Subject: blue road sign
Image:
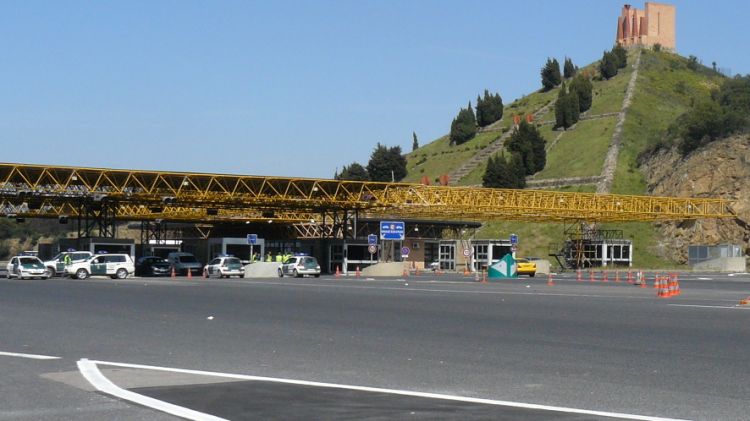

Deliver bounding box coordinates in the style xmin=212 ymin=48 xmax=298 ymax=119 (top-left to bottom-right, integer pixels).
xmin=247 ymin=234 xmax=258 ymax=245
xmin=368 ymin=234 xmax=378 ymax=246
xmin=380 ymin=221 xmax=405 ymax=240
xmin=510 ymin=233 xmax=518 ymax=245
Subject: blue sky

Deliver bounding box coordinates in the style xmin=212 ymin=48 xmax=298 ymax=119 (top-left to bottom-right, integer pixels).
xmin=2 ymin=1 xmax=747 ymax=178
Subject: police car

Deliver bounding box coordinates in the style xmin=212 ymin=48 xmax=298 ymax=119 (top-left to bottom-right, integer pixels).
xmin=65 ymin=253 xmax=135 ymax=280
xmin=6 ymin=255 xmax=48 ymax=279
xmin=203 ymin=256 xmax=245 ymax=278
xmin=278 ymin=254 xmax=321 ymax=278
xmin=43 ymin=251 xmax=94 ymax=277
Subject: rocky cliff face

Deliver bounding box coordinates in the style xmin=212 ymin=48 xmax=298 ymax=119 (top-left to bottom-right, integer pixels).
xmin=640 ymin=134 xmax=750 ymax=263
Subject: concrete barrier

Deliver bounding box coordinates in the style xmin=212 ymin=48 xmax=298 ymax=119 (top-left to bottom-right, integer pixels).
xmin=533 ymin=259 xmax=551 ymax=275
xmin=692 ymin=257 xmax=747 ymax=272
xmin=360 ymin=262 xmax=408 ymax=277
xmin=243 ymin=262 xmax=282 ymax=278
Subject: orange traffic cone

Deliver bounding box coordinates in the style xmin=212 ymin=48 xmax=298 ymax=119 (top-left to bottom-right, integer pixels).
xmin=602 ymin=271 xmax=609 ymax=282
xmin=654 ymin=273 xmax=661 ymax=289
xmin=402 ymin=267 xmax=409 ymax=277
xmin=547 ymin=273 xmax=555 ymax=286
xmin=627 ymin=270 xmax=634 ymax=284
xmin=187 ymin=268 xmax=192 ymax=279
xmin=639 ymin=273 xmax=647 ymax=288
xmin=355 ymin=266 xmax=361 ymax=278
xmin=615 ymin=271 xmax=621 ymax=283
xmin=335 ymin=265 xmax=341 ymax=278
xmin=171 ymin=267 xmax=176 ymax=278
xmin=589 ymin=270 xmax=596 ymax=282
xmin=474 ymin=271 xmax=480 ymax=282
xmin=576 ymin=269 xmax=583 ymax=281
xmin=740 ymin=296 xmax=750 ymax=305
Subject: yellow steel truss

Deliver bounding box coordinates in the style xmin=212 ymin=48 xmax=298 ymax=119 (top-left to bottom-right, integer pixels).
xmin=0 ymin=163 xmax=735 ymax=223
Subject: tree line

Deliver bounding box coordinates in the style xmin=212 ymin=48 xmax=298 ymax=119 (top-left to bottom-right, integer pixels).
xmin=482 ymin=121 xmax=546 ymax=188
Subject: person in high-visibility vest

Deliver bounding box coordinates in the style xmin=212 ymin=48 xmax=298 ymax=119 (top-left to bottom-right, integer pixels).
xmin=63 ymin=253 xmax=72 ymax=266
xmin=275 ymin=253 xmax=283 ymax=263
xmin=265 ymin=252 xmax=272 ymax=262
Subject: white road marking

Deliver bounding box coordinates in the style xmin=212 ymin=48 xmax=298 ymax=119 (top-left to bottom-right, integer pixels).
xmin=668 ymin=304 xmax=750 ymax=310
xmin=77 ymin=359 xmax=227 ymax=421
xmin=0 ymin=351 xmax=60 ymax=360
xmin=85 ymin=359 xmax=689 ymax=421
xmin=697 ymin=277 xmax=712 ymax=280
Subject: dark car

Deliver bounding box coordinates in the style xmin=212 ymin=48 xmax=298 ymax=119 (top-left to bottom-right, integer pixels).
xmin=135 ymin=256 xmax=172 ymax=277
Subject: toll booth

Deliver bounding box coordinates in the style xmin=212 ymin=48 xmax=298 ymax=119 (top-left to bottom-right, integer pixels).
xmin=207 ymin=237 xmax=265 ymax=263
xmin=58 ymin=237 xmax=135 ymax=258
xmin=470 ymin=239 xmax=513 ymax=272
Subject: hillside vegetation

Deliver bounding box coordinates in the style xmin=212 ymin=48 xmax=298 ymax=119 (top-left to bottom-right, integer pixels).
xmin=406 ymin=47 xmax=728 ymax=267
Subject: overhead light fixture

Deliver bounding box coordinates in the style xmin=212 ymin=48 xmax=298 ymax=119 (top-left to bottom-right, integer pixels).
xmin=58 ymin=215 xmax=69 ymax=224
xmin=15 ymin=217 xmax=25 ymax=223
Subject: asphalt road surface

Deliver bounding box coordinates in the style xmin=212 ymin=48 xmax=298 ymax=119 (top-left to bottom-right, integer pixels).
xmin=1 ymin=271 xmax=749 ymax=420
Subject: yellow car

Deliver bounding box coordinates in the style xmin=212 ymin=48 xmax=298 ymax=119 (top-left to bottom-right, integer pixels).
xmin=516 ymin=258 xmax=537 ymax=277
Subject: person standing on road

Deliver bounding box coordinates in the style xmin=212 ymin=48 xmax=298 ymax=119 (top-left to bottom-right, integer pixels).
xmin=265 ymin=252 xmax=272 ymax=262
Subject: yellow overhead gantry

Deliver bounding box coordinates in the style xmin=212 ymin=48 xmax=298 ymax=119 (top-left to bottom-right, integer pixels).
xmin=0 ymin=163 xmax=735 ymax=224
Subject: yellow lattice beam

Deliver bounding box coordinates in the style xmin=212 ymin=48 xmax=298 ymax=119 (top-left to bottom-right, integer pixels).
xmin=0 ymin=163 xmax=735 ymax=223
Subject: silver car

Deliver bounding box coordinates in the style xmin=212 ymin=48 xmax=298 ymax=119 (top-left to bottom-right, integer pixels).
xmin=278 ymin=255 xmax=321 ymax=278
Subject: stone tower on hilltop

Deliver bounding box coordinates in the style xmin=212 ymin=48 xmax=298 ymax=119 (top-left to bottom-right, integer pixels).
xmin=616 ymin=2 xmax=675 ymax=49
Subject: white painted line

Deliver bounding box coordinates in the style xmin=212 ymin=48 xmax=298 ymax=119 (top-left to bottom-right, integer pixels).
xmin=88 ymin=359 xmax=688 ymax=421
xmin=77 ymin=359 xmax=228 ymax=421
xmin=668 ymin=304 xmax=750 ymax=310
xmin=697 ymin=277 xmax=713 ymax=280
xmin=0 ymin=351 xmax=60 ymax=360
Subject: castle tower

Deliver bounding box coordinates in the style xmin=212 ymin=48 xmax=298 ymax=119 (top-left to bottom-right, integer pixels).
xmin=615 ymin=2 xmax=675 ymax=49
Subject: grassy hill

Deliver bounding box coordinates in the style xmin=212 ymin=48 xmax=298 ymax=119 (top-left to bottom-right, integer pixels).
xmin=405 ymin=48 xmax=726 ymax=268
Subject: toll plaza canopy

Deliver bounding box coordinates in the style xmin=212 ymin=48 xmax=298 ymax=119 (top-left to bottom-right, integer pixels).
xmin=0 ymin=163 xmax=735 ymax=224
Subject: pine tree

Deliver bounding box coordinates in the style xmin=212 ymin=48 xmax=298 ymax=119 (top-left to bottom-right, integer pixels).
xmin=335 ymin=162 xmax=369 ymax=181
xmin=563 ymin=57 xmax=576 ymax=79
xmin=412 ymin=132 xmax=419 ymax=151
xmin=541 ymin=58 xmax=562 ymax=91
xmin=366 ymin=143 xmax=407 ymax=182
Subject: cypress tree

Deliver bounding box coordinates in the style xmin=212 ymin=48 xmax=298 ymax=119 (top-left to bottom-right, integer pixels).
xmin=612 ymin=44 xmax=627 ymax=69
xmin=476 ymin=90 xmax=504 ymax=127
xmin=412 ymin=131 xmax=419 ymax=151
xmin=569 ymin=74 xmax=593 ymax=112
xmin=509 ymin=152 xmax=527 ymax=188
xmin=541 ymin=58 xmax=562 ymax=91
xmin=600 ymin=51 xmax=618 ymax=79
xmin=563 ymin=57 xmax=576 ymax=79
xmin=449 ymin=102 xmax=477 ymax=145
xmin=483 ymin=154 xmax=515 ymax=188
